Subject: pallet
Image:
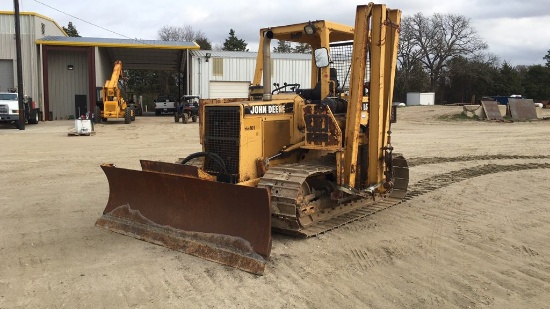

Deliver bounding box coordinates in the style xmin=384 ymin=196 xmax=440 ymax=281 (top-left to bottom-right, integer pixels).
xmin=67 ymin=129 xmax=95 ymax=136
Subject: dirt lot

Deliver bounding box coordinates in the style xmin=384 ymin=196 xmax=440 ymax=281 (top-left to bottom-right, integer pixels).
xmin=1 ymin=106 xmax=550 ymax=308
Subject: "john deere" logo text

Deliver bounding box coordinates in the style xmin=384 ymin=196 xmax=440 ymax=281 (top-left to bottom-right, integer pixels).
xmin=249 ymin=104 xmax=283 ymax=115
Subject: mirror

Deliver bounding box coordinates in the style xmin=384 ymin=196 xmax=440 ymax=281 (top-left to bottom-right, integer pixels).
xmin=314 ymin=48 xmax=329 ymax=68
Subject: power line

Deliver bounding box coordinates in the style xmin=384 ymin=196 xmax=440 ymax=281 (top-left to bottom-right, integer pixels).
xmin=32 ymin=0 xmax=200 ymax=54
xmin=33 ymin=0 xmax=134 ymax=40
xmin=31 ymin=0 xmax=198 ymax=74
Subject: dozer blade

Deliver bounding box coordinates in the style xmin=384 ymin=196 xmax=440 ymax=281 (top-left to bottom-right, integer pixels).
xmin=96 ymin=163 xmax=272 ymax=275
xmin=140 ymin=159 xmax=214 ymax=180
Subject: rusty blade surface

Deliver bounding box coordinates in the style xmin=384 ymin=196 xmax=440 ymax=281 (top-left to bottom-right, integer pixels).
xmin=97 ymin=164 xmax=272 ymax=274
xmin=140 ymin=160 xmax=206 ymax=179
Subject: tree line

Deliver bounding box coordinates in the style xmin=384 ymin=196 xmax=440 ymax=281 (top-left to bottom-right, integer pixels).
xmin=395 ymin=13 xmax=549 ymax=104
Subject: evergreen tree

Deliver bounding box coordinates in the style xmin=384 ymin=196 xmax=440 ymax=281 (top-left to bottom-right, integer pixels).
xmin=273 ymin=40 xmax=292 ymax=53
xmin=158 ymin=25 xmax=211 ymax=50
xmin=222 ymin=29 xmax=248 ymax=51
xmin=195 ymin=37 xmax=212 ymax=50
xmin=62 ymin=22 xmax=80 ymax=37
xmin=544 ymin=49 xmax=550 ymax=68
xmin=495 ymin=62 xmax=523 ymax=95
xmin=522 ymin=65 xmax=550 ymax=100
xmin=292 ymin=42 xmax=311 ymax=54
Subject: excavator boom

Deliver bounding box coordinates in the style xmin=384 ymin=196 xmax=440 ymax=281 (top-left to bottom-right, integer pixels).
xmin=103 ymin=60 xmax=123 ymax=100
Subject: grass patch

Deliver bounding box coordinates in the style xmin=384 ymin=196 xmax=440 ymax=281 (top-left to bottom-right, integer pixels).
xmin=438 ymin=112 xmax=480 ymax=121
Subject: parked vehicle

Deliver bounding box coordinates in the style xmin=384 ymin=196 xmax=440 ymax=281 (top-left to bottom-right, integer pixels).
xmin=0 ymin=91 xmax=40 ymax=128
xmin=154 ymin=95 xmax=176 ymax=115
xmin=174 ymin=95 xmax=200 ymax=123
xmin=94 ymin=60 xmax=134 ymax=124
xmin=127 ymin=98 xmax=142 ymax=116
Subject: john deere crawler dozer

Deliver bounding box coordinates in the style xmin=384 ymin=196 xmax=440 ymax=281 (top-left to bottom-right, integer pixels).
xmin=96 ymin=3 xmax=408 ymax=275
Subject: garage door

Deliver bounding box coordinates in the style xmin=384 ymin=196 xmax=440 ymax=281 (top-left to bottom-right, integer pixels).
xmin=0 ymin=60 xmax=14 ymax=92
xmin=209 ymin=81 xmax=250 ymax=99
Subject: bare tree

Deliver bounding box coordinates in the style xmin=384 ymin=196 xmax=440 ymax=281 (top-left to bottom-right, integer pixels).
xmin=158 ymin=25 xmax=212 ymax=49
xmin=396 ymin=19 xmax=424 ymax=96
xmin=211 ymin=43 xmax=224 ymax=51
xmin=155 ymin=25 xmax=212 ymax=97
xmin=402 ymin=13 xmax=487 ymax=92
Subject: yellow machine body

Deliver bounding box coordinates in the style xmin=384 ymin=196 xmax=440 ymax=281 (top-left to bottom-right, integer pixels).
xmin=96 ymin=3 xmax=408 ymax=275
xmin=94 ymin=60 xmax=134 ymax=123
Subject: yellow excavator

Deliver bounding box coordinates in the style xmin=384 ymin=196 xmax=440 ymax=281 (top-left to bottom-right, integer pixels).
xmin=96 ymin=3 xmax=408 ymax=275
xmin=94 ymin=60 xmax=134 ymax=124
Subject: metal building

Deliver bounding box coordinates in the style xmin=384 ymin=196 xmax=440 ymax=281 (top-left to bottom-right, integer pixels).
xmin=36 ymin=36 xmax=197 ymax=120
xmin=0 ymin=11 xmax=65 ymax=114
xmin=190 ymin=50 xmax=312 ymax=99
xmin=1 ymin=11 xmax=198 ymax=121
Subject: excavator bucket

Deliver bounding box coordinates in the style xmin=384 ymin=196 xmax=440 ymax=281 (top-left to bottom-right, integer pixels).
xmin=95 ymin=160 xmax=272 ymax=275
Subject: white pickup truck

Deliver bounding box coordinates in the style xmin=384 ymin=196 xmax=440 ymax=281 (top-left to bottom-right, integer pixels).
xmin=0 ymin=92 xmax=40 ymax=128
xmin=154 ymin=95 xmax=176 ymax=116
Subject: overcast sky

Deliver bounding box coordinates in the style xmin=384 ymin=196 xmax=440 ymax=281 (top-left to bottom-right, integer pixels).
xmin=3 ymin=0 xmax=549 ymax=66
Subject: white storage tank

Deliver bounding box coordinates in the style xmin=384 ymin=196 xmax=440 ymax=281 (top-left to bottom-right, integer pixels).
xmin=406 ymin=92 xmax=435 ymax=106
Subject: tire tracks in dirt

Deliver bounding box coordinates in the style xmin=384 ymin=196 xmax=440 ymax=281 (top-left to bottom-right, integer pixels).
xmin=407 ymin=154 xmax=550 ymax=168
xmin=405 ymin=161 xmax=550 ymax=201
xmin=346 ymin=155 xmax=550 ymax=277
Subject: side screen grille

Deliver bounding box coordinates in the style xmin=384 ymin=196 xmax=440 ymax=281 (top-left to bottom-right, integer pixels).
xmin=203 ymin=106 xmax=241 ymax=179
xmin=330 ymin=41 xmax=369 ymax=91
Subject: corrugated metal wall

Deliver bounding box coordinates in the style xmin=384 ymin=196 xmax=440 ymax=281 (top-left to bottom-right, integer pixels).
xmin=209 ymin=81 xmax=251 ymax=99
xmin=191 ymin=54 xmax=311 ymax=99
xmin=0 ymin=34 xmax=17 ymax=59
xmin=0 ymin=13 xmax=66 ymax=118
xmin=0 ymin=15 xmax=38 ymax=100
xmin=272 ymin=59 xmax=312 ymax=89
xmin=191 ymin=57 xmax=211 ymax=98
xmin=95 ymin=47 xmax=112 ymax=86
xmin=47 ymin=50 xmax=89 ymax=119
xmin=210 ymin=57 xmax=256 ymax=82
xmin=0 ymin=60 xmax=14 ymax=92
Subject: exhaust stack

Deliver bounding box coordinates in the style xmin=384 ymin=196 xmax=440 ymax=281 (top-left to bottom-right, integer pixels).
xmin=262 ymin=30 xmax=273 ymax=101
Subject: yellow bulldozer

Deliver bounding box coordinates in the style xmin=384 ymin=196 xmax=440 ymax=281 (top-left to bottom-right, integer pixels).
xmin=94 ymin=60 xmax=135 ymax=124
xmin=96 ymin=3 xmax=408 ymax=275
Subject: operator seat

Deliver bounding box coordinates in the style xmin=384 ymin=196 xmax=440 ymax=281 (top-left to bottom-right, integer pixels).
xmin=298 ymin=68 xmax=339 ymax=101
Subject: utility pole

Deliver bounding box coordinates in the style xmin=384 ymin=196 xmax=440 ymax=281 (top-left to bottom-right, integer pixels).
xmin=14 ymin=0 xmax=25 ymax=130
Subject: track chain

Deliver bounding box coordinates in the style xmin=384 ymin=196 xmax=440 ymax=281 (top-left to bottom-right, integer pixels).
xmin=259 ymin=155 xmax=409 ymax=237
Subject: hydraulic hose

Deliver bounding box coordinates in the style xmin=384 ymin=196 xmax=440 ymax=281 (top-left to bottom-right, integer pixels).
xmin=180 ymin=151 xmax=229 ymax=176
